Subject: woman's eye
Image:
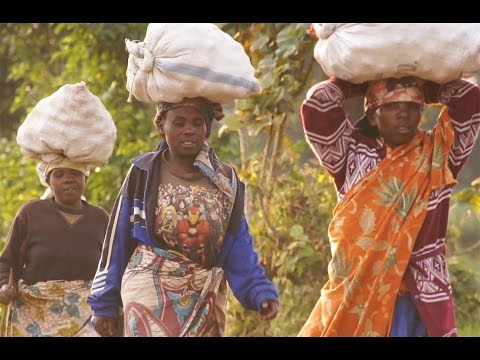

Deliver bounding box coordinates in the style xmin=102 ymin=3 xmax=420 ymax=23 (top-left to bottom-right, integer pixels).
xmin=409 ymin=104 xmax=422 ymax=112
xmin=384 ymin=103 xmax=397 ymax=110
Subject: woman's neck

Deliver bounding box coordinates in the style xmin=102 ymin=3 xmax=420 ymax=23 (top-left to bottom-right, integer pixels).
xmin=163 ymin=150 xmax=199 ymax=174
xmin=53 ymin=198 xmax=83 ymax=212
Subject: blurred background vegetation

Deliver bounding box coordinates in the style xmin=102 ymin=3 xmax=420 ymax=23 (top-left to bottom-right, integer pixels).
xmin=0 ymin=23 xmax=479 ymax=336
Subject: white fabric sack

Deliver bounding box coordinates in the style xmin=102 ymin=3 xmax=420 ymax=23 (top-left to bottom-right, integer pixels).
xmin=312 ymin=23 xmax=480 ymax=84
xmin=125 ymin=23 xmax=260 ymax=104
xmin=16 ymin=82 xmax=117 ymax=164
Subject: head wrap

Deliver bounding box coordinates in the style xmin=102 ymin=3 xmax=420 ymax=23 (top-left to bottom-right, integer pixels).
xmin=355 ymin=77 xmax=425 ymax=137
xmin=37 ymin=158 xmax=90 ymax=187
xmin=156 ymin=97 xmax=224 ymax=123
xmin=364 ymin=77 xmax=424 ymax=112
xmin=36 ymin=158 xmax=90 ymax=200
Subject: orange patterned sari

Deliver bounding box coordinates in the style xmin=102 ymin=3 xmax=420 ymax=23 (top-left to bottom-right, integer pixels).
xmin=299 ymin=109 xmax=456 ymax=336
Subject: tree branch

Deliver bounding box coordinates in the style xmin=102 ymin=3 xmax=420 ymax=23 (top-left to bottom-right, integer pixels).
xmin=259 ymin=124 xmax=274 ymax=184
xmin=451 ymin=239 xmax=480 ymax=256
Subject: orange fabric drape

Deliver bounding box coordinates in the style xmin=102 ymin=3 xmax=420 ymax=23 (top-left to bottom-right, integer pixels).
xmin=299 ymin=108 xmax=456 ymax=336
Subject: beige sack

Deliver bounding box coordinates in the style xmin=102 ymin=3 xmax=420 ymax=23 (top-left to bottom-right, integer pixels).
xmin=16 ymin=82 xmax=117 ymax=164
xmin=312 ymin=23 xmax=480 ymax=83
xmin=125 ymin=23 xmax=260 ymax=104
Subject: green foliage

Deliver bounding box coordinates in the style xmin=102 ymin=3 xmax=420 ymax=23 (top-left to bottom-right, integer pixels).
xmin=447 ymin=182 xmax=480 ymax=333
xmin=448 ymin=256 xmax=480 ymax=330
xmin=0 ymin=138 xmax=43 ymax=252
xmin=221 ymin=24 xmax=317 ymax=131
xmin=219 ymin=24 xmax=337 ymax=336
xmin=209 ymin=123 xmax=241 ymax=169
xmin=0 ymin=23 xmax=156 ymax=213
xmin=227 ymin=163 xmax=336 ymax=336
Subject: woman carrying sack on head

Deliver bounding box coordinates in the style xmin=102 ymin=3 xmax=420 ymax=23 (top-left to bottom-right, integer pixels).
xmin=298 ymin=75 xmax=480 ymax=337
xmin=87 ymin=23 xmax=278 ymax=338
xmin=0 ymin=159 xmax=109 ymax=337
xmin=0 ymin=82 xmax=116 ymax=337
xmin=88 ymin=97 xmax=279 ymax=337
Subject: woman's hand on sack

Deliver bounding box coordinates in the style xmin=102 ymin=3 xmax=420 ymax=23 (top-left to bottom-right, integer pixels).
xmin=92 ymin=315 xmax=120 ymax=337
xmin=0 ymin=284 xmax=17 ymax=304
xmin=259 ymin=300 xmax=279 ymax=321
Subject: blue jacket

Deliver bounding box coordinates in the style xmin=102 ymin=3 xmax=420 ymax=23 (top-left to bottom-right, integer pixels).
xmin=87 ymin=148 xmax=278 ymax=317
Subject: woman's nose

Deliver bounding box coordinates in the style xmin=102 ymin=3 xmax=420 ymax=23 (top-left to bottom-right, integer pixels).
xmin=183 ymin=123 xmax=196 ymax=133
xmin=397 ymin=103 xmax=410 ymax=114
xmin=63 ymin=174 xmax=75 ymax=182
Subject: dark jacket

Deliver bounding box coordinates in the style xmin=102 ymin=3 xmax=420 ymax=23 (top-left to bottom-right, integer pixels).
xmin=87 ymin=147 xmax=278 ymax=317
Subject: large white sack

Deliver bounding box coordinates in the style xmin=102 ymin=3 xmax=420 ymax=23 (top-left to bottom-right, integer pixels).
xmin=312 ymin=23 xmax=480 ymax=84
xmin=16 ymin=82 xmax=117 ymax=164
xmin=125 ymin=23 xmax=260 ymax=104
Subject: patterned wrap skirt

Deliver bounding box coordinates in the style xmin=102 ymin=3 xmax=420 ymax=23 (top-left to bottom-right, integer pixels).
xmin=4 ymin=279 xmax=98 ymax=337
xmin=121 ymin=244 xmax=227 ymax=337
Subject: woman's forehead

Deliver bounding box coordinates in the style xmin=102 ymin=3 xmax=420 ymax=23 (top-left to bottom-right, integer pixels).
xmin=51 ymin=167 xmax=84 ymax=174
xmin=166 ymin=105 xmax=205 ymax=117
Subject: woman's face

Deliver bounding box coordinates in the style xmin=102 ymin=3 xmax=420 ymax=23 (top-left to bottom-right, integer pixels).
xmin=47 ymin=168 xmax=86 ymax=206
xmin=160 ymin=106 xmax=207 ymax=158
xmin=368 ymin=101 xmax=422 ymax=148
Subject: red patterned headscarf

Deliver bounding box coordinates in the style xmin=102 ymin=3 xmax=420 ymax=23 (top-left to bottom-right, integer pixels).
xmin=355 ymin=77 xmax=425 ymax=137
xmin=157 ymin=97 xmax=224 ymax=122
xmin=365 ymin=77 xmax=424 ymax=112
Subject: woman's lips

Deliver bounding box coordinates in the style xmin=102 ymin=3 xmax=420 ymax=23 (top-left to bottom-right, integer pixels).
xmin=394 ymin=126 xmax=412 ymax=135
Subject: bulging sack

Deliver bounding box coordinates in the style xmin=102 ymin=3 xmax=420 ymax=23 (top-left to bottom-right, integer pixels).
xmin=16 ymin=82 xmax=117 ymax=164
xmin=125 ymin=23 xmax=260 ymax=104
xmin=312 ymin=23 xmax=480 ymax=84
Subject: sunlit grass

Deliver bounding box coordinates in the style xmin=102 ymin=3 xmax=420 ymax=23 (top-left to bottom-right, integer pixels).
xmin=458 ymin=323 xmax=480 ymax=337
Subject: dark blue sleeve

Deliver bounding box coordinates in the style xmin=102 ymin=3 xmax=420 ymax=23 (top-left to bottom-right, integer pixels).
xmin=223 ymin=216 xmax=279 ymax=311
xmin=87 ymin=168 xmax=138 ymax=317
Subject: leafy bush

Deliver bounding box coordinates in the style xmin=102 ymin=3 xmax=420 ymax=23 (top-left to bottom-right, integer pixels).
xmin=227 ymin=163 xmax=336 ymax=336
